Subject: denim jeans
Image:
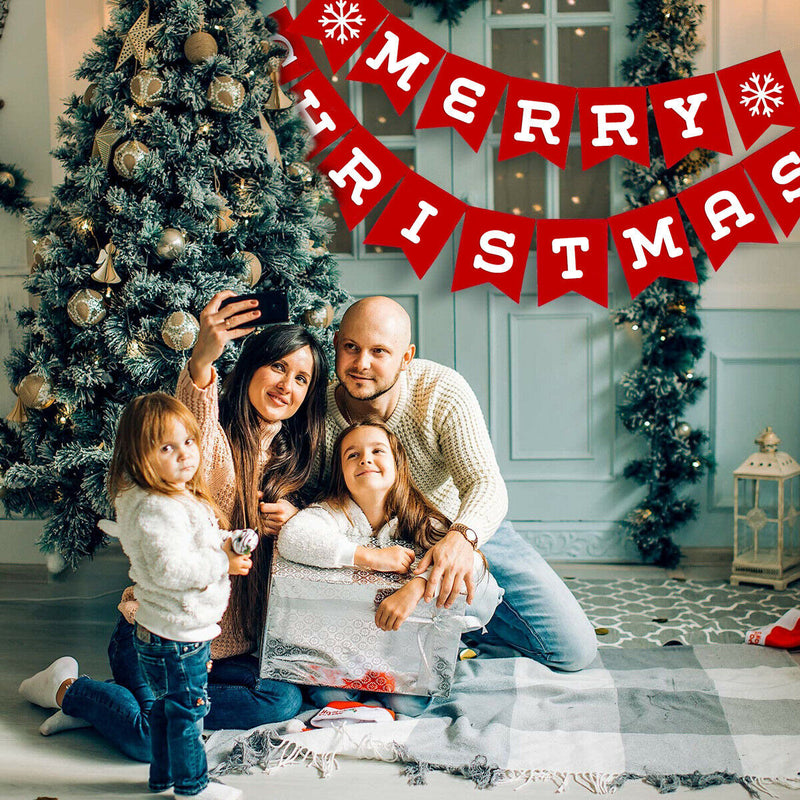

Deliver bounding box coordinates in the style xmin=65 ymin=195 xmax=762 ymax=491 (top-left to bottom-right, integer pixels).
xmin=306 ymin=686 xmax=432 ymax=717
xmin=61 ymin=618 xmax=303 ymax=762
xmin=465 ymin=520 xmax=598 ymax=671
xmin=61 ymin=616 xmax=153 ymax=761
xmin=133 ymin=626 xmax=212 ymax=796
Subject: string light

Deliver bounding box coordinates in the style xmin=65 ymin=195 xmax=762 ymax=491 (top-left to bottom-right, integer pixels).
xmin=631 ymin=323 xmax=640 ymax=331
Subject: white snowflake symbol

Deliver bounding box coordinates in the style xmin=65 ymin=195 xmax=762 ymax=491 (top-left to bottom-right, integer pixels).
xmin=739 ymin=71 xmax=784 ymax=117
xmin=319 ymin=0 xmax=365 ymax=44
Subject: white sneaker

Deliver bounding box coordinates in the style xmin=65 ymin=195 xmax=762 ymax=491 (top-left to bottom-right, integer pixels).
xmin=174 ymin=781 xmax=242 ymax=800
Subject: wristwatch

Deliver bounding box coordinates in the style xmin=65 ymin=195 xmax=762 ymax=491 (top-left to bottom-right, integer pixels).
xmin=450 ymin=523 xmax=478 ymax=549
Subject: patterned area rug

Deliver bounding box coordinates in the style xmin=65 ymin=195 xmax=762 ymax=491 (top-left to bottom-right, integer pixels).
xmin=565 ymin=576 xmax=800 ymax=647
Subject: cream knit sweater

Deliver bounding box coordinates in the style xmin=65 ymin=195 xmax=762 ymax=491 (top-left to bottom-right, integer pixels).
xmin=320 ymin=359 xmax=508 ymax=547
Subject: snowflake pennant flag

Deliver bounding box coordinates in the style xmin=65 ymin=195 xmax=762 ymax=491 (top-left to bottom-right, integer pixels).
xmin=717 ymin=51 xmax=800 ymax=149
xmin=289 ymin=0 xmax=390 ymax=74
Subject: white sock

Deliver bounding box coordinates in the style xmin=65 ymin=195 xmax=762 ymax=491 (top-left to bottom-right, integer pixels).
xmin=19 ymin=656 xmax=78 ymax=709
xmin=39 ymin=709 xmax=91 ymax=736
xmin=174 ymin=782 xmax=242 ymax=800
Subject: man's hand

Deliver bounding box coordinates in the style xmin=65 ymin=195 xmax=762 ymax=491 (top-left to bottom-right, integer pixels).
xmin=259 ymin=495 xmax=299 ymax=536
xmin=375 ymin=577 xmax=426 ymax=631
xmin=413 ymin=530 xmax=475 ymax=608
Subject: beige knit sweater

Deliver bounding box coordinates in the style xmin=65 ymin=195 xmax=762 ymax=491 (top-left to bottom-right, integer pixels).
xmin=319 ymin=358 xmax=508 ymax=546
xmin=122 ymin=363 xmax=281 ymax=660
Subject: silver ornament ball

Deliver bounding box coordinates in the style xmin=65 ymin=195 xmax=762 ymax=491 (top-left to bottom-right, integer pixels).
xmin=161 ymin=311 xmax=200 ymax=351
xmin=240 ymin=251 xmax=262 ymax=287
xmin=113 ymin=140 xmax=150 ymax=179
xmin=156 ymin=228 xmax=186 ymax=260
xmin=648 ymin=183 xmax=669 ymax=203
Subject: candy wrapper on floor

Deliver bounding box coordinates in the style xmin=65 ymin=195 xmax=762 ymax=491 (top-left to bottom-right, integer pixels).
xmin=260 ymin=545 xmax=467 ymax=697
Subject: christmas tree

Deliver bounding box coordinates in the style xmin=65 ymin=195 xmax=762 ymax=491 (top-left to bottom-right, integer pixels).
xmin=613 ymin=0 xmax=715 ymax=567
xmin=0 ymin=0 xmax=346 ymax=567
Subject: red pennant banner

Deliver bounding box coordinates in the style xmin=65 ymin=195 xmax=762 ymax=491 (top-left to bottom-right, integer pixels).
xmin=499 ymin=79 xmax=577 ymax=168
xmin=536 ymin=219 xmax=608 ymax=307
xmin=363 ymin=172 xmax=466 ymax=278
xmin=649 ymin=74 xmax=732 ymax=168
xmin=347 ymin=16 xmax=445 ymax=115
xmin=452 ymin=208 xmax=535 ymax=303
xmin=268 ymin=8 xmax=316 ymax=83
xmin=416 ymin=53 xmax=509 ymax=153
xmin=578 ymin=86 xmax=650 ymax=170
xmin=609 ymin=199 xmax=697 ymax=298
xmin=743 ymin=127 xmax=800 ymax=237
xmin=678 ymin=164 xmax=777 ymax=270
xmin=289 ymin=0 xmax=390 ymax=74
xmin=717 ymin=51 xmax=800 ymax=150
xmin=292 ymin=71 xmax=358 ymax=158
xmin=319 ymin=125 xmax=408 ymax=228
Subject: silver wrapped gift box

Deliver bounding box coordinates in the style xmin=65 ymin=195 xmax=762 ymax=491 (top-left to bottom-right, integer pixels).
xmin=259 ymin=548 xmax=466 ymax=697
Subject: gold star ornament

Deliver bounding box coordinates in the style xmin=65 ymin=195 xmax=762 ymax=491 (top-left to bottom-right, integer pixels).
xmin=116 ymin=2 xmax=164 ymax=70
xmin=92 ymin=118 xmax=123 ymax=169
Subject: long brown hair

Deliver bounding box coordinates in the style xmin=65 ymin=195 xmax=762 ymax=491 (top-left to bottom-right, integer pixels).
xmin=219 ymin=324 xmax=328 ymax=643
xmin=327 ymin=419 xmax=450 ymax=549
xmin=107 ymin=393 xmax=225 ymax=524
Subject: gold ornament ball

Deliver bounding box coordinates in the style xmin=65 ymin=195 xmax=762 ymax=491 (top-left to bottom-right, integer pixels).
xmin=207 ymin=75 xmax=245 ymax=114
xmin=184 ymin=31 xmax=218 ymax=64
xmin=241 ymin=251 xmax=262 ymax=287
xmin=303 ymin=303 xmax=334 ymax=328
xmin=130 ymin=69 xmax=164 ymax=108
xmin=113 ymin=140 xmax=150 ymax=179
xmin=16 ymin=374 xmax=55 ymax=410
xmin=161 ymin=311 xmax=200 ymax=351
xmin=648 ymin=183 xmax=668 ymax=203
xmin=32 ymin=236 xmax=53 ymax=268
xmin=0 ymin=171 xmax=15 ymax=189
xmin=67 ymin=288 xmax=106 ymax=327
xmin=675 ymin=421 xmax=692 ymax=439
xmin=83 ymin=83 xmax=98 ymax=106
xmin=156 ymin=228 xmax=186 ymax=260
xmin=287 ymin=162 xmax=313 ymax=183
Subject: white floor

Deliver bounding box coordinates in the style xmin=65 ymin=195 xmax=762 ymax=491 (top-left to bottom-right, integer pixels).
xmin=1 ymin=550 xmax=798 ymax=800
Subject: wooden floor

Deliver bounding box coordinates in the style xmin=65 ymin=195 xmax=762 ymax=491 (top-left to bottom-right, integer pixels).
xmin=2 ymin=549 xmax=798 ymax=800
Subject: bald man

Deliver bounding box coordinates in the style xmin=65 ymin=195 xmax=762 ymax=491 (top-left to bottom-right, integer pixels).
xmin=315 ymin=297 xmax=597 ymax=672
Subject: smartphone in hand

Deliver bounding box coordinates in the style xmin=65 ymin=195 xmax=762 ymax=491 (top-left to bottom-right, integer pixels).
xmin=219 ymin=291 xmax=289 ymax=329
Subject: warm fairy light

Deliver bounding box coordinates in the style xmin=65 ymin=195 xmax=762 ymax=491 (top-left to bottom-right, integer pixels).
xmin=659 ymin=334 xmax=666 ymax=341
xmin=571 ymin=195 xmax=580 ymax=205
xmin=515 ymin=171 xmax=524 ymax=179
xmin=631 ymin=323 xmax=640 ymax=331
xmin=377 ymin=116 xmax=387 ymax=124
xmin=332 ymin=75 xmax=339 ymax=82
xmin=692 ymin=460 xmax=701 ymax=468
xmin=575 ymin=28 xmax=586 ymax=37
xmin=521 ymin=2 xmax=530 ymax=8
xmin=213 ymin=24 xmax=224 ymax=30
xmin=532 ymin=203 xmax=543 ymax=213
xmin=643 ymin=420 xmax=651 ymax=428
xmin=197 ymin=122 xmax=211 ymax=135
xmin=531 ymin=72 xmax=540 ymax=79
xmin=512 ymin=207 xmax=522 ymax=215
xmin=685 ymin=370 xmax=694 ymax=379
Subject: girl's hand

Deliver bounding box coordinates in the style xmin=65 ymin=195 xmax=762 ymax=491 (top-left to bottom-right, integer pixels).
xmin=187 ymin=291 xmax=261 ymax=388
xmin=259 ymin=495 xmax=298 ymax=537
xmin=222 ymin=537 xmax=252 ymax=575
xmin=356 ymin=545 xmax=415 ymax=573
xmin=375 ymin=578 xmax=426 ymax=631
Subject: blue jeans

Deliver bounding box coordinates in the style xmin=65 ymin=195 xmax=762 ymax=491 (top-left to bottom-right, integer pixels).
xmin=307 ymin=686 xmax=432 ymax=717
xmin=133 ymin=626 xmax=212 ymax=795
xmin=466 ymin=520 xmax=598 ymax=671
xmin=61 ymin=618 xmax=303 ymax=762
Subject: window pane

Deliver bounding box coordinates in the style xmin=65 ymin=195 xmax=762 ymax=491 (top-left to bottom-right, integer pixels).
xmin=381 ymin=0 xmax=412 ymax=17
xmin=364 ymin=149 xmax=416 ymax=254
xmin=557 ymin=0 xmax=609 ymax=11
xmin=362 ymin=84 xmax=414 ymax=136
xmin=491 ymin=28 xmax=545 ymax=133
xmin=559 ymin=148 xmax=609 ymax=219
xmin=493 ymin=149 xmax=547 ymax=228
xmin=491 ymin=0 xmax=544 ymax=15
xmin=558 ymin=26 xmax=609 ymax=87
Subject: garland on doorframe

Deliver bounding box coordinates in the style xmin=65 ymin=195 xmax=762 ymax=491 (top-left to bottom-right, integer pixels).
xmin=404 ymin=0 xmax=479 ymax=25
xmin=613 ymin=0 xmax=715 ymax=568
xmin=0 ymin=162 xmax=32 ymax=215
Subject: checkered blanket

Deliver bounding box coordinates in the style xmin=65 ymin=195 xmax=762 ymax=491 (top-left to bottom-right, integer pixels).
xmin=206 ymin=645 xmax=800 ymax=795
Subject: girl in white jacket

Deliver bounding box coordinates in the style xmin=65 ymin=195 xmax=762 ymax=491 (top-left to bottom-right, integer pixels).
xmin=278 ymin=419 xmax=502 ymax=714
xmin=103 ymin=393 xmax=251 ymax=800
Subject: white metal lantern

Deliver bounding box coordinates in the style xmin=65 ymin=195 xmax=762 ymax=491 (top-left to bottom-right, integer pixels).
xmin=731 ymin=427 xmax=800 ymax=590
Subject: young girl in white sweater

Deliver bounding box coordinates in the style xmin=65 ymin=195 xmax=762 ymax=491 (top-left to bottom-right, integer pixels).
xmin=103 ymin=393 xmax=251 ymax=800
xmin=278 ymin=419 xmax=502 ymax=715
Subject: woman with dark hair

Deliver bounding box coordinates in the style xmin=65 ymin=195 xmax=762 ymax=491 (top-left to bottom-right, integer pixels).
xmin=20 ymin=291 xmax=327 ymax=757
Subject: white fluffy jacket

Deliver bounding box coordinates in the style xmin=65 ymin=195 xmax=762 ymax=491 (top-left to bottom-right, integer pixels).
xmin=99 ymin=486 xmax=230 ymax=642
xmin=277 ymin=498 xmax=503 ymax=631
